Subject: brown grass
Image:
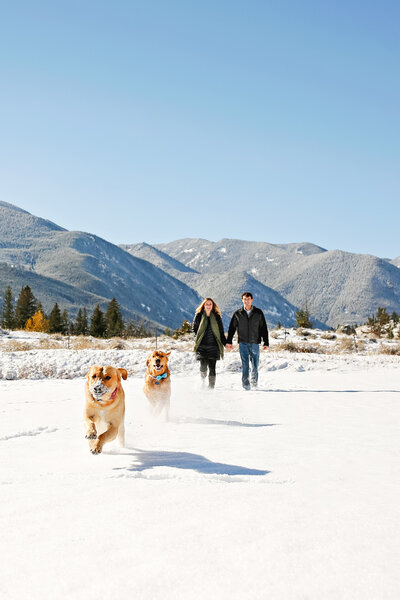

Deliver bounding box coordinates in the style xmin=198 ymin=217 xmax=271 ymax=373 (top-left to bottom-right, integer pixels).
xmin=2 ymin=341 xmax=33 ymax=352
xmin=378 ymin=344 xmax=400 ymax=355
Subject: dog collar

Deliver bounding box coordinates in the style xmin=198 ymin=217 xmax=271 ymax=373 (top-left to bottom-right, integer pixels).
xmin=110 ymin=386 xmax=119 ymax=399
xmin=152 ymin=373 xmax=168 ymax=385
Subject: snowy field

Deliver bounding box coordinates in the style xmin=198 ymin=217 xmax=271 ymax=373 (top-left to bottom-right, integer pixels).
xmin=1 ymin=332 xmax=400 ymax=599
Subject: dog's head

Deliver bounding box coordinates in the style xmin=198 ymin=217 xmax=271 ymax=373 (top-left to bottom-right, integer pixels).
xmin=87 ymin=365 xmax=127 ymax=401
xmin=146 ymin=350 xmax=171 ymax=375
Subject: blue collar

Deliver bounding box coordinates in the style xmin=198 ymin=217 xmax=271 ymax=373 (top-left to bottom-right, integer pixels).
xmin=152 ymin=372 xmax=168 ymax=384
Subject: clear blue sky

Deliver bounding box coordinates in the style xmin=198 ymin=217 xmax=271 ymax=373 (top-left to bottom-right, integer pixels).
xmin=1 ymin=1 xmax=399 ymax=257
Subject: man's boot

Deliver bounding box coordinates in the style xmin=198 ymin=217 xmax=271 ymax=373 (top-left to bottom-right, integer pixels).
xmin=208 ymin=375 xmax=216 ymax=389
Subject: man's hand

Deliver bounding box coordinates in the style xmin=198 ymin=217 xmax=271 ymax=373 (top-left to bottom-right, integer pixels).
xmin=262 ymin=345 xmax=269 ymax=351
xmin=226 ymin=344 xmax=233 ymax=351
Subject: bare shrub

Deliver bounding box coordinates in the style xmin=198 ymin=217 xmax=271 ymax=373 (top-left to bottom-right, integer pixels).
xmin=270 ymin=332 xmax=279 ymax=339
xmin=321 ymin=333 xmax=337 ymax=341
xmin=71 ymin=337 xmax=107 ymax=350
xmin=379 ymin=344 xmax=400 ymax=355
xmin=38 ymin=339 xmax=63 ymax=350
xmin=298 ymin=343 xmax=325 ymax=353
xmin=3 ymin=341 xmax=32 ymax=352
xmin=275 ymin=341 xmax=325 ymax=353
xmin=275 ymin=341 xmax=300 ymax=352
xmin=334 ymin=338 xmax=365 ymax=353
xmin=108 ymin=339 xmax=127 ymax=350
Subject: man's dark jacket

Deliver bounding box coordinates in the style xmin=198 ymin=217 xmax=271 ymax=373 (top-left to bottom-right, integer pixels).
xmin=226 ymin=306 xmax=269 ymax=346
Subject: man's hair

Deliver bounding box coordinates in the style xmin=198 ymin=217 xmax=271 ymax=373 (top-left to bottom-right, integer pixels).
xmin=241 ymin=292 xmax=253 ymax=299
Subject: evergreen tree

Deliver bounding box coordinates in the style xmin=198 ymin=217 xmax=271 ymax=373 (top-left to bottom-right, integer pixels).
xmin=15 ymin=286 xmax=38 ymax=328
xmin=25 ymin=310 xmax=49 ymax=332
xmin=172 ymin=319 xmax=192 ymax=339
xmin=124 ymin=319 xmax=152 ymax=338
xmin=90 ymin=304 xmax=106 ymax=337
xmin=61 ymin=310 xmax=70 ymax=335
xmin=48 ymin=303 xmax=63 ymax=333
xmin=376 ymin=307 xmax=390 ymax=326
xmin=75 ymin=308 xmax=89 ymax=335
xmin=295 ymin=302 xmax=312 ymax=329
xmin=105 ymin=298 xmax=124 ymax=338
xmin=1 ymin=286 xmax=15 ymax=329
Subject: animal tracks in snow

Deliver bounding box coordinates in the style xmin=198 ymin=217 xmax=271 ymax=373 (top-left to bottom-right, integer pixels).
xmin=0 ymin=426 xmax=58 ymax=442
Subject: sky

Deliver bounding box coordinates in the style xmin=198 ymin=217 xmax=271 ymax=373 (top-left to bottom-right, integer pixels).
xmin=0 ymin=0 xmax=399 ymax=257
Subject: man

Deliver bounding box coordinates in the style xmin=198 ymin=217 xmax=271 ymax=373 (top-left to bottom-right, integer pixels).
xmin=226 ymin=292 xmax=269 ymax=390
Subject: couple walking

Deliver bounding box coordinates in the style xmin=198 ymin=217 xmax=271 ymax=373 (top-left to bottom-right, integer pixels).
xmin=193 ymin=292 xmax=269 ymax=390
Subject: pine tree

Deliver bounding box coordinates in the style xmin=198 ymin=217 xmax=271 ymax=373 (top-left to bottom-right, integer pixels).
xmin=60 ymin=310 xmax=70 ymax=335
xmin=48 ymin=303 xmax=63 ymax=333
xmin=1 ymin=286 xmax=15 ymax=329
xmin=105 ymin=298 xmax=124 ymax=338
xmin=172 ymin=319 xmax=192 ymax=339
xmin=25 ymin=310 xmax=49 ymax=332
xmin=376 ymin=307 xmax=390 ymax=326
xmin=15 ymin=286 xmax=38 ymax=328
xmin=90 ymin=304 xmax=106 ymax=338
xmin=75 ymin=308 xmax=89 ymax=335
xmin=296 ymin=302 xmax=312 ymax=329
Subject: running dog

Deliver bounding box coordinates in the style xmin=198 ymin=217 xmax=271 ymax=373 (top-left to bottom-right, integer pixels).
xmin=143 ymin=350 xmax=171 ymax=419
xmin=84 ymin=365 xmax=127 ymax=454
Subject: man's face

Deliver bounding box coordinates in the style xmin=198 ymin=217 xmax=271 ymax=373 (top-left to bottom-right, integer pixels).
xmin=242 ymin=295 xmax=253 ymax=311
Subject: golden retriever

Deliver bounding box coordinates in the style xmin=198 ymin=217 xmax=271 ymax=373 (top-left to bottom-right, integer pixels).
xmin=84 ymin=365 xmax=127 ymax=454
xmin=143 ymin=350 xmax=171 ymax=419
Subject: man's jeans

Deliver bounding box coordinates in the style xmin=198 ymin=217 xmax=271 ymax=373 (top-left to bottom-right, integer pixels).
xmin=239 ymin=343 xmax=260 ymax=389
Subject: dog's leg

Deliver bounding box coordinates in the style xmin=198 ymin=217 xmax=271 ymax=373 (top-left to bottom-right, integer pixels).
xmin=117 ymin=422 xmax=125 ymax=448
xmin=84 ymin=413 xmax=97 ymax=440
xmin=89 ymin=423 xmax=118 ymax=454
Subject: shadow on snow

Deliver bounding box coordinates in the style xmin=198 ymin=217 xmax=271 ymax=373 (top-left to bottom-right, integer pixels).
xmin=113 ymin=448 xmax=270 ymax=477
xmin=174 ymin=417 xmax=279 ymax=428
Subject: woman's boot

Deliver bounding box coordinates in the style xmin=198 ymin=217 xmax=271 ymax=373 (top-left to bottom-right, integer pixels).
xmin=208 ymin=375 xmax=216 ymax=389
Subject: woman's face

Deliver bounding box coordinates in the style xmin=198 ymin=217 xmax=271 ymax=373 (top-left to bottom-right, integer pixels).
xmin=204 ymin=300 xmax=213 ymax=312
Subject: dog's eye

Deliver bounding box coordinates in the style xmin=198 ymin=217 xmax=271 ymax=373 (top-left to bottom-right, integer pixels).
xmin=92 ymin=375 xmax=96 ymax=379
xmin=104 ymin=376 xmax=111 ymax=380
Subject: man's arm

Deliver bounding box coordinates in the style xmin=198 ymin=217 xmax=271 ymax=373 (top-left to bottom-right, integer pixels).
xmin=260 ymin=311 xmax=269 ymax=348
xmin=225 ymin=313 xmax=237 ymax=349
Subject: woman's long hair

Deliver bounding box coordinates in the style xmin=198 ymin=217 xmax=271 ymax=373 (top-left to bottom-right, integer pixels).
xmin=195 ymin=297 xmax=222 ymax=317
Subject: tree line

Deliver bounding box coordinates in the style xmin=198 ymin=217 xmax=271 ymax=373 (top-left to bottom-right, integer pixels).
xmin=0 ymin=285 xmax=152 ymax=338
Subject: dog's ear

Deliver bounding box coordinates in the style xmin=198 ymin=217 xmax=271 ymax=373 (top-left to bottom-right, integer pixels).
xmin=118 ymin=368 xmax=128 ymax=380
xmin=86 ymin=368 xmax=93 ymax=380
xmin=166 ymin=351 xmax=171 ymax=357
xmin=146 ymin=356 xmax=150 ymax=366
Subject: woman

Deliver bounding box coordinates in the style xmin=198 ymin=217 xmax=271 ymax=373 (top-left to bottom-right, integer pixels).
xmin=192 ymin=298 xmax=226 ymax=389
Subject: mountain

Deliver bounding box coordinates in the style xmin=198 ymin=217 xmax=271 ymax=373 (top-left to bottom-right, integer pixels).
xmin=123 ymin=242 xmax=304 ymax=327
xmin=391 ymin=257 xmax=400 ymax=268
xmin=121 ymin=242 xmax=199 ymax=277
xmin=2 ymin=201 xmax=399 ymax=330
xmin=177 ymin=271 xmax=302 ymax=328
xmin=154 ymin=238 xmax=400 ymax=327
xmin=0 ymin=202 xmax=201 ymax=329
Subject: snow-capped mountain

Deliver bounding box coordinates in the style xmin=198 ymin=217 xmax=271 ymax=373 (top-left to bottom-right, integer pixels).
xmin=122 ymin=242 xmax=303 ymax=327
xmin=0 ymin=202 xmax=201 ymax=329
xmin=2 ymin=201 xmax=399 ymax=329
xmin=153 ymin=238 xmax=400 ymax=327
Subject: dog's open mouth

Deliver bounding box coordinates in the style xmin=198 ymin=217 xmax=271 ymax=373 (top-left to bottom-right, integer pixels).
xmin=153 ymin=364 xmax=163 ymax=371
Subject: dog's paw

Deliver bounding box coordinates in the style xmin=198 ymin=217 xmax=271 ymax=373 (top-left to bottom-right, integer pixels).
xmin=89 ymin=440 xmax=102 ymax=454
xmin=85 ymin=432 xmax=97 ymax=439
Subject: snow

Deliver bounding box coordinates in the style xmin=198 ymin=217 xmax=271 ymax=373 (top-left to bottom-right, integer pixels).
xmin=1 ymin=334 xmax=400 ymax=599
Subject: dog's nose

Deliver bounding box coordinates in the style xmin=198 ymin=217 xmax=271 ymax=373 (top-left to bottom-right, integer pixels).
xmin=155 ymin=359 xmax=161 ymax=364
